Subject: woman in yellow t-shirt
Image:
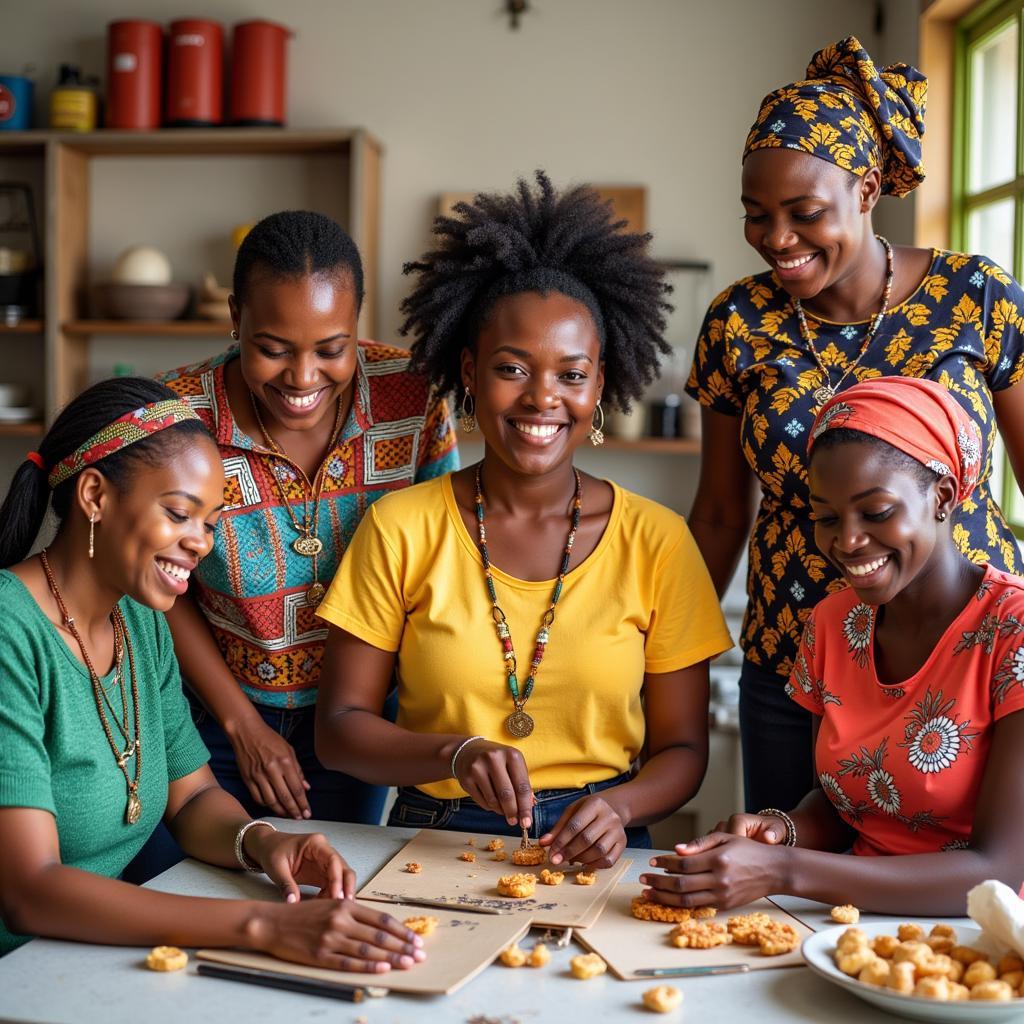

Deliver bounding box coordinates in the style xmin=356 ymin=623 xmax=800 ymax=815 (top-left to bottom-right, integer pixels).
xmin=315 ymin=173 xmax=732 ymax=867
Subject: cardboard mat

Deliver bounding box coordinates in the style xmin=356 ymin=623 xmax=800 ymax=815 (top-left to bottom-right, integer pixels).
xmin=576 ymin=884 xmax=814 ymax=980
xmin=197 ymin=899 xmax=530 ymax=996
xmin=357 ymin=828 xmax=630 ymax=929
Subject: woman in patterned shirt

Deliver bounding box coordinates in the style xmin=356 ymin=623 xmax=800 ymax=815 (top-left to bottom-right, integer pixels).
xmin=686 ymin=37 xmax=1024 ymax=815
xmin=132 ymin=213 xmax=457 ymax=879
xmin=641 ymin=377 xmax=1024 ymax=915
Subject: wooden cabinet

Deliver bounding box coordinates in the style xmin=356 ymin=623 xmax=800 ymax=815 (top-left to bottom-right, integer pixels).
xmin=0 ymin=127 xmax=382 ymax=427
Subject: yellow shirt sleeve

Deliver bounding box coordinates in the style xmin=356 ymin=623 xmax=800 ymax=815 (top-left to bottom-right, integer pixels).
xmin=318 ymin=502 xmax=405 ymax=653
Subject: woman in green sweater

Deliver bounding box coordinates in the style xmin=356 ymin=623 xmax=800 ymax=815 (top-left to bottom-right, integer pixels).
xmin=0 ymin=377 xmax=423 ymax=973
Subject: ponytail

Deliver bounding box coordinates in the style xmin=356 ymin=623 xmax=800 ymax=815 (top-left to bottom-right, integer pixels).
xmin=0 ymin=377 xmax=211 ymax=569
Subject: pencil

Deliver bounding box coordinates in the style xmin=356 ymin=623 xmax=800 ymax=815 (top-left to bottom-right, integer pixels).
xmin=197 ymin=961 xmax=369 ymax=1001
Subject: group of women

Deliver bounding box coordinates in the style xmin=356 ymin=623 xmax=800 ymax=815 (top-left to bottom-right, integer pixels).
xmin=2 ymin=36 xmax=1023 ymax=970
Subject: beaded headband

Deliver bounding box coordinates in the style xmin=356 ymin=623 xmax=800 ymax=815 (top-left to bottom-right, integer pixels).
xmin=46 ymin=399 xmax=203 ymax=489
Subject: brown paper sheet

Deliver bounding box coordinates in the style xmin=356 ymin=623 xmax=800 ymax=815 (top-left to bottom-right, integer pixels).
xmin=576 ymin=884 xmax=814 ymax=980
xmin=197 ymin=900 xmax=530 ymax=996
xmin=357 ymin=828 xmax=630 ymax=929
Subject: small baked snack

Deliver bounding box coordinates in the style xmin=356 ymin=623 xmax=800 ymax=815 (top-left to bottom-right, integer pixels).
xmin=466 ymin=838 xmax=476 ymax=846
xmin=575 ymin=870 xmax=597 ymax=886
xmin=964 ymin=961 xmax=998 ymax=988
xmin=570 ymin=953 xmax=607 ymax=980
xmin=512 ymin=846 xmax=546 ymax=866
xmin=951 ymin=945 xmax=989 ymax=965
xmin=459 ymin=851 xmax=476 ymax=862
xmin=669 ymin=920 xmax=731 ymax=949
xmin=726 ymin=912 xmax=772 ymax=945
xmin=858 ymin=958 xmax=891 ymax=986
xmin=497 ymin=872 xmax=537 ymax=898
xmin=403 ymin=915 xmax=438 ymax=936
xmin=528 ymin=942 xmax=551 ymax=968
xmin=831 ymin=904 xmax=860 ymax=925
xmin=630 ymin=895 xmax=691 ymax=924
xmin=491 ymin=852 xmax=508 ymax=861
xmin=970 ymin=980 xmax=1015 ymax=1001
xmin=757 ymin=921 xmax=800 ymax=956
xmin=145 ymin=946 xmax=188 ymax=972
xmin=887 ymin=961 xmax=916 ymax=995
xmin=485 ymin=838 xmax=505 ymax=852
xmin=914 ymin=976 xmax=951 ymax=1001
xmin=403 ymin=862 xmax=422 ymax=874
xmin=837 ymin=946 xmax=878 ymax=976
xmin=836 ymin=927 xmax=869 ymax=953
xmin=499 ymin=943 xmax=527 ymax=967
xmin=539 ymin=869 xmax=565 ymax=886
xmin=691 ymin=905 xmax=718 ymax=920
xmin=998 ymin=953 xmax=1024 ymax=975
xmin=898 ymin=923 xmax=926 ymax=943
xmin=642 ymin=985 xmax=683 ymax=1013
xmin=872 ymin=934 xmax=899 ymax=959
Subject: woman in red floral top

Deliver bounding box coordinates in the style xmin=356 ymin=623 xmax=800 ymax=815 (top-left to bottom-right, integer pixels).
xmin=642 ymin=377 xmax=1024 ymax=914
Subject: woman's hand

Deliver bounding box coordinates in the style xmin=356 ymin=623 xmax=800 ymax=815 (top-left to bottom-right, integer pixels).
xmin=639 ymin=833 xmax=788 ymax=910
xmin=712 ymin=812 xmax=789 ymax=845
xmin=254 ymin=899 xmax=426 ymax=973
xmin=228 ymin=717 xmax=311 ymax=819
xmin=539 ymin=795 xmax=627 ymax=869
xmin=454 ymin=739 xmax=535 ymax=827
xmin=246 ymin=828 xmax=356 ymax=903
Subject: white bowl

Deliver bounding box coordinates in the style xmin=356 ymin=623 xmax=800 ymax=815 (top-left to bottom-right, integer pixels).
xmin=802 ymin=922 xmax=1024 ymax=1022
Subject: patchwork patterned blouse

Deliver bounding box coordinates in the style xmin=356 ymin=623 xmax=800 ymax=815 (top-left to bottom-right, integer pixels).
xmin=787 ymin=564 xmax=1024 ymax=857
xmin=160 ymin=343 xmax=458 ymax=708
xmin=686 ymin=250 xmax=1024 ymax=680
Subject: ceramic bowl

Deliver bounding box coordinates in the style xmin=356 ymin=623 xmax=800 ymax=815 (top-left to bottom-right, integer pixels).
xmin=94 ymin=282 xmax=190 ymax=321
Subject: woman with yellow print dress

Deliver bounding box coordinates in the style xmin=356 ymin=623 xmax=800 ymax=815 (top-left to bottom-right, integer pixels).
xmin=686 ymin=36 xmax=1024 ymax=814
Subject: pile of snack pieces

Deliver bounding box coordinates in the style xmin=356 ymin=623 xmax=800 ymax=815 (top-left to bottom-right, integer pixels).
xmin=832 ymin=921 xmax=1024 ymax=1002
xmin=628 ymin=896 xmax=800 ymax=956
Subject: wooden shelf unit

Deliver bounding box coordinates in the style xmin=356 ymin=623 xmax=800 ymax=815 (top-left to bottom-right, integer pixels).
xmin=0 ymin=421 xmax=44 ymax=437
xmin=0 ymin=320 xmax=43 ymax=334
xmin=0 ymin=128 xmax=383 ymax=420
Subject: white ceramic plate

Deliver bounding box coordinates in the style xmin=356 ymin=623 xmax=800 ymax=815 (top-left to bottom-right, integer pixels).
xmin=802 ymin=922 xmax=1024 ymax=1022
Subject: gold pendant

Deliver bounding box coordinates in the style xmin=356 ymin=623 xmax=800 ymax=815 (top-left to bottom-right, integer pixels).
xmin=505 ymin=709 xmax=535 ymax=738
xmin=306 ymin=582 xmax=326 ymax=607
xmin=126 ymin=791 xmax=142 ymax=825
xmin=812 ymin=384 xmax=834 ymax=408
xmin=293 ymin=535 xmax=324 ymax=557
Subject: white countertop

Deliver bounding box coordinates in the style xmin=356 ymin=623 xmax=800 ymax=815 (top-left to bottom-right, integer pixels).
xmin=0 ymin=820 xmax=966 ymax=1023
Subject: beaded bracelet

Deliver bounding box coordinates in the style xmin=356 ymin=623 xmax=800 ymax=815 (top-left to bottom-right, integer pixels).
xmin=757 ymin=807 xmax=797 ymax=847
xmin=235 ymin=819 xmax=278 ymax=872
xmin=450 ymin=735 xmax=486 ymax=779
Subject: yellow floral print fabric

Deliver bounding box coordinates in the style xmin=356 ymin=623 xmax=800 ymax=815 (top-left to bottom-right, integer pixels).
xmin=687 ymin=251 xmax=1024 ymax=680
xmin=744 ymin=36 xmax=927 ymax=197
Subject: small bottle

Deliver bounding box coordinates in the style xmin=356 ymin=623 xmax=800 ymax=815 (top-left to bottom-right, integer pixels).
xmin=49 ymin=64 xmax=97 ymax=132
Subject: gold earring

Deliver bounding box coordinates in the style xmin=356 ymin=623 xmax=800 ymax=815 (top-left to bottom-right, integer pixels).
xmin=230 ymin=329 xmax=238 ymax=340
xmin=88 ymin=512 xmax=95 ymax=559
xmin=589 ymin=401 xmax=605 ymax=447
xmin=460 ymin=388 xmax=476 ymax=433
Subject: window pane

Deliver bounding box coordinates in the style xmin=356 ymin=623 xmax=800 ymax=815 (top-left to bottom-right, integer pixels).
xmin=968 ymin=20 xmax=1018 ymax=192
xmin=967 ymin=197 xmax=1015 ymax=269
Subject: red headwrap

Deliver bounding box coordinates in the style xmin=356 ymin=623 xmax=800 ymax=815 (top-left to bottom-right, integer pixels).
xmin=807 ymin=377 xmax=983 ymax=505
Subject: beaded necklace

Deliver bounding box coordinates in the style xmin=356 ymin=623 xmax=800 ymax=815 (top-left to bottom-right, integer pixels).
xmin=794 ymin=234 xmax=894 ymax=410
xmin=474 ymin=464 xmax=582 ymax=739
xmin=40 ymin=550 xmax=143 ymax=824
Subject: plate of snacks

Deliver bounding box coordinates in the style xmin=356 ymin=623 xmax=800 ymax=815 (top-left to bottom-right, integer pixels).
xmin=802 ymin=921 xmax=1024 ymax=1021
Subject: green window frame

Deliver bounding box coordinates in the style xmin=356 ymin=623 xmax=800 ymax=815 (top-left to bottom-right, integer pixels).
xmin=954 ymin=0 xmax=1024 ymax=535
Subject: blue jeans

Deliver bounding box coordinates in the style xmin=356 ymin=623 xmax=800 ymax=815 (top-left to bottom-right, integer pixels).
xmin=738 ymin=657 xmax=815 ymax=814
xmin=121 ymin=692 xmax=393 ymax=884
xmin=388 ymin=771 xmax=652 ymax=849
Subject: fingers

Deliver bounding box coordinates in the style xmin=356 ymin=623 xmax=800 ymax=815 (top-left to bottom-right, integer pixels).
xmin=465 ymin=774 xmax=502 ymax=817
xmin=351 ymin=906 xmax=425 ymax=949
xmin=460 ymin=745 xmax=533 ymax=826
xmin=342 ymin=865 xmax=356 ymax=901
xmin=542 ymin=798 xmax=624 ymax=868
xmin=276 ymin=758 xmax=312 ymax=820
xmin=505 ymin=756 xmax=534 ymax=828
xmin=345 ymin=921 xmax=424 ymax=959
xmin=673 ymin=832 xmax=728 ymax=856
xmin=642 ymin=884 xmax=718 ymax=909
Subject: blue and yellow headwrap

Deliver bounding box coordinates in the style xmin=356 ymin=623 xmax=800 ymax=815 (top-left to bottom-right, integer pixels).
xmin=743 ymin=36 xmax=927 ymax=198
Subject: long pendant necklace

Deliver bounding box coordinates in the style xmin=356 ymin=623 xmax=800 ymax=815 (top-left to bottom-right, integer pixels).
xmin=40 ymin=550 xmax=144 ymax=824
xmin=794 ymin=234 xmax=895 ymax=410
xmin=249 ymin=391 xmax=344 ymax=607
xmin=474 ymin=464 xmax=582 ymax=739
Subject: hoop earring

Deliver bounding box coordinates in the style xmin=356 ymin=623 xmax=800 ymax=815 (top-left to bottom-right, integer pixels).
xmin=88 ymin=512 xmax=95 ymax=559
xmin=460 ymin=388 xmax=476 ymax=434
xmin=936 ymin=510 xmax=947 ymax=522
xmin=230 ymin=329 xmax=238 ymax=340
xmin=588 ymin=401 xmax=605 ymax=447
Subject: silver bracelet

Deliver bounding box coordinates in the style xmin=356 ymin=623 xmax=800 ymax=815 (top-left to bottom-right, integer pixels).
xmin=757 ymin=807 xmax=797 ymax=847
xmin=450 ymin=735 xmax=486 ymax=779
xmin=235 ymin=819 xmax=278 ymax=872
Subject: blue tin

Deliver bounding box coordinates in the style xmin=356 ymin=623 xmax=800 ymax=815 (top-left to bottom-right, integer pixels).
xmin=0 ymin=75 xmax=34 ymax=130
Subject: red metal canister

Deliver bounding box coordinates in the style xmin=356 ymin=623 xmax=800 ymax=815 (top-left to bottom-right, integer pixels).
xmin=166 ymin=19 xmax=224 ymax=126
xmin=229 ymin=20 xmax=292 ymax=127
xmin=106 ymin=20 xmax=162 ymax=130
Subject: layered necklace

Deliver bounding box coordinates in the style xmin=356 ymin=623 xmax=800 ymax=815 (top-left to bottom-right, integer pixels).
xmin=474 ymin=464 xmax=582 ymax=739
xmin=249 ymin=391 xmax=345 ymax=608
xmin=794 ymin=234 xmax=895 ymax=410
xmin=40 ymin=550 xmax=143 ymax=825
